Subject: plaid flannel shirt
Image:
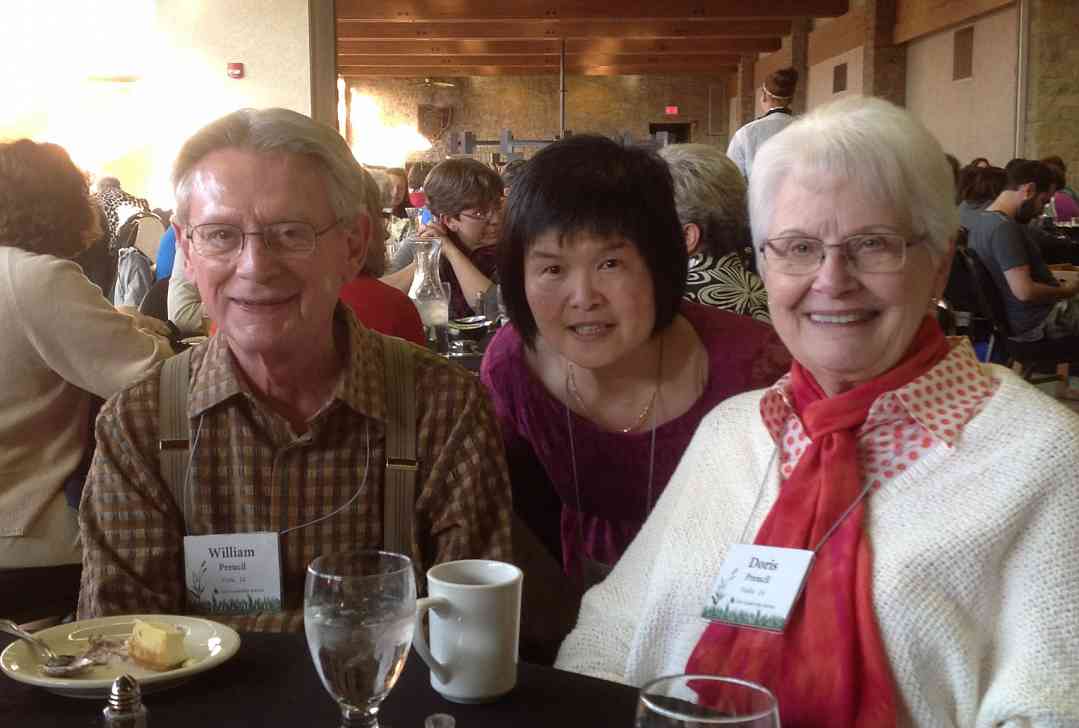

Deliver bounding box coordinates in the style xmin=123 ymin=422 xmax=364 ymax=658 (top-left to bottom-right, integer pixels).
xmin=78 ymin=308 xmax=513 ymax=632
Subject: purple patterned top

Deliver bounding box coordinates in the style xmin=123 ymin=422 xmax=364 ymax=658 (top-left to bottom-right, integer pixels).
xmin=480 ymin=301 xmax=791 ymax=583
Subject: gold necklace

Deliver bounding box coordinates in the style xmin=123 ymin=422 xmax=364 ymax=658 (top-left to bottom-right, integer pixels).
xmin=564 ymin=340 xmax=663 ymax=434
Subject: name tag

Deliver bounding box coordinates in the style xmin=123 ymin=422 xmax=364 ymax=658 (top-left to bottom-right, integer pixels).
xmin=183 ymin=532 xmax=283 ymax=615
xmin=701 ymin=544 xmax=814 ymax=632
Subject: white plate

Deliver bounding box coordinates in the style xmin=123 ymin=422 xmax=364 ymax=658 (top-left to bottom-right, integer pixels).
xmin=0 ymin=614 xmax=240 ymax=699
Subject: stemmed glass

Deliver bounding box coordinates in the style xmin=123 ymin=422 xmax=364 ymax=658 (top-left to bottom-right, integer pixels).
xmin=304 ymin=551 xmax=417 ymax=727
xmin=636 ymin=674 xmax=780 ymax=728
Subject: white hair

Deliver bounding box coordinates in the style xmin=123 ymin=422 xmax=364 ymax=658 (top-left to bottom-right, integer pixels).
xmin=749 ymin=96 xmax=958 ymax=265
xmin=170 ymin=107 xmax=385 ymax=274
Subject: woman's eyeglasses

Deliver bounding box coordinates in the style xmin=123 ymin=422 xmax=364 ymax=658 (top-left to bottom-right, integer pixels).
xmin=760 ymin=233 xmax=918 ymax=275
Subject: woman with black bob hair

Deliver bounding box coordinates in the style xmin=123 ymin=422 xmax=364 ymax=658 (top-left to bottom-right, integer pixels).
xmin=482 ymin=134 xmax=790 ymax=591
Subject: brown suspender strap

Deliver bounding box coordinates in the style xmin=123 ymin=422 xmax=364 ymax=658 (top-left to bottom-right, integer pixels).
xmin=157 ymin=340 xmax=417 ymax=551
xmin=158 ymin=347 xmax=195 ymax=531
xmin=381 ymin=337 xmax=418 ymax=557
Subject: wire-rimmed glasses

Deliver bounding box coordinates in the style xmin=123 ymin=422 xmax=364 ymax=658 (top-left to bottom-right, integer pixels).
xmin=760 ymin=233 xmax=917 ymax=275
xmin=186 ymin=219 xmax=340 ymax=259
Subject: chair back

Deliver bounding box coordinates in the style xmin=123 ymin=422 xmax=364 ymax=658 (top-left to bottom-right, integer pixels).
xmin=139 ymin=276 xmax=171 ymax=321
xmin=958 ymin=246 xmax=1016 ymax=339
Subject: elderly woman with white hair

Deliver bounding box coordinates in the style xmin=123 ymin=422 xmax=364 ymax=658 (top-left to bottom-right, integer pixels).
xmin=659 ymin=143 xmax=768 ymax=321
xmin=556 ymin=97 xmax=1079 ymax=726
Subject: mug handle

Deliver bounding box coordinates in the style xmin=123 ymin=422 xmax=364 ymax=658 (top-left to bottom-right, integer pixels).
xmin=414 ymin=596 xmax=452 ymax=684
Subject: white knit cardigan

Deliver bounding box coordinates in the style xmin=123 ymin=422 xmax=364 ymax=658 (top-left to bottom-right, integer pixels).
xmin=556 ymin=366 xmax=1079 ymax=727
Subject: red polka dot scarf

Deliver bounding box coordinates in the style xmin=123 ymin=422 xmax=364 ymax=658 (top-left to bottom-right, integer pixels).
xmin=685 ymin=316 xmax=949 ymax=728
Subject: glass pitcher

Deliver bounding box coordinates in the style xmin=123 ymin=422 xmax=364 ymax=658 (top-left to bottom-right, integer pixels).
xmin=408 ymin=238 xmax=449 ymax=353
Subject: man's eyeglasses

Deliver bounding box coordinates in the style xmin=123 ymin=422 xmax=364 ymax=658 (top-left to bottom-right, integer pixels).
xmin=186 ymin=220 xmax=341 ymax=259
xmin=759 ymin=233 xmax=917 ymax=275
xmin=457 ymin=209 xmax=500 ymax=224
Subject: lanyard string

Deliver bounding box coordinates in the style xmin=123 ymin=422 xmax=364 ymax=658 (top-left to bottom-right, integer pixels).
xmin=565 ymin=336 xmax=664 ymax=565
xmin=184 ymin=415 xmax=371 ymax=537
xmin=736 ymin=443 xmax=876 ymax=555
xmin=280 ymin=420 xmax=370 ymax=535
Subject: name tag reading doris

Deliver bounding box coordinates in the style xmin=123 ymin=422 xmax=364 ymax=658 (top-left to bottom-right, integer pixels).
xmin=183 ymin=533 xmax=283 ymax=614
xmin=701 ymin=544 xmax=814 ymax=632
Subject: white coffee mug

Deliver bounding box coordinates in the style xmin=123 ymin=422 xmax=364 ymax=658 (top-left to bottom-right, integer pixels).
xmin=413 ymin=559 xmax=523 ymax=703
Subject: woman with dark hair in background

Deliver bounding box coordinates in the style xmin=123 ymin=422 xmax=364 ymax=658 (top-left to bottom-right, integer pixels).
xmin=726 ymin=66 xmax=799 ymax=180
xmin=0 ymin=140 xmax=171 ymax=617
xmin=481 ymin=134 xmax=789 ymax=594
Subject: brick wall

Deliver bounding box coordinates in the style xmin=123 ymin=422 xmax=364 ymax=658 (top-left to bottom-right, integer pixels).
xmin=347 ymin=74 xmax=729 ymax=165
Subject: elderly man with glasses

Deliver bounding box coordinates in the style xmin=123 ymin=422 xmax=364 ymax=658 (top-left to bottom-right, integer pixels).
xmin=77 ymin=108 xmax=513 ymax=632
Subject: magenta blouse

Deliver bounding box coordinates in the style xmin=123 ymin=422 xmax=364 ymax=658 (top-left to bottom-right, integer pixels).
xmin=479 ymin=301 xmax=791 ymax=583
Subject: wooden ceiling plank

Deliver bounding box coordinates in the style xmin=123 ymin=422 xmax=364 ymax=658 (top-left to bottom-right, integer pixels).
xmin=339 ymin=62 xmax=739 ymax=76
xmin=335 ymin=0 xmax=848 ymax=21
xmin=335 ymin=20 xmax=794 ymax=40
xmin=339 ymin=53 xmax=741 ymax=68
xmin=337 ymin=37 xmax=782 ymax=55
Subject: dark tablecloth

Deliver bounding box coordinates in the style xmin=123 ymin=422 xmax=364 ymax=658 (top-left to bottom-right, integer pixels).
xmin=1 ymin=631 xmax=637 ymax=727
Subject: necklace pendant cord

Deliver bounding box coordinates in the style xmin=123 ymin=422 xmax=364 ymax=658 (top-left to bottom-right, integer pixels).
xmin=563 ymin=336 xmax=665 ymax=568
xmin=565 ymin=336 xmax=664 ymax=434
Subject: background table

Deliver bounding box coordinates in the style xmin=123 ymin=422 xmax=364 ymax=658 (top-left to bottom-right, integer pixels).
xmin=1 ymin=631 xmax=638 ymax=727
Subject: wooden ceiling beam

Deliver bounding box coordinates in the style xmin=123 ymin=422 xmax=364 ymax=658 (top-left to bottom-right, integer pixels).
xmin=339 ymin=63 xmax=738 ymax=77
xmin=339 ymin=54 xmax=740 ymax=68
xmin=335 ymin=0 xmax=848 ymax=21
xmin=337 ymin=38 xmax=782 ymax=56
xmin=336 ymin=19 xmax=793 ymax=40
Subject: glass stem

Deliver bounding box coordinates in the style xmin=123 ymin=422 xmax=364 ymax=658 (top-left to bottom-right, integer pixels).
xmin=340 ymin=705 xmax=379 ymax=728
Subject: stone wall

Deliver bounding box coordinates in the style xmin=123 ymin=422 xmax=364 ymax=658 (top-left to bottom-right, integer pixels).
xmin=1025 ymin=0 xmax=1079 ymax=174
xmin=347 ymin=74 xmax=729 ymax=165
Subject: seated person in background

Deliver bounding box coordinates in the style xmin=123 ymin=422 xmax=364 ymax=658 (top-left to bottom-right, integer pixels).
xmin=78 ymin=108 xmax=513 ymax=632
xmin=91 ymin=175 xmax=150 ymax=248
xmin=1042 ymin=155 xmax=1079 ymax=222
xmin=155 ymin=224 xmax=176 ymax=280
xmin=499 ymin=158 xmax=528 ymax=195
xmin=557 ymin=96 xmax=1079 ymax=726
xmin=382 ymin=158 xmax=503 ymax=319
xmin=481 ymin=134 xmax=790 ymax=594
xmin=339 ymin=167 xmax=426 ymax=346
xmin=405 ymin=160 xmax=435 ymax=224
xmin=957 ymin=164 xmax=1006 ymax=230
xmin=659 ymin=143 xmax=769 ymax=322
xmin=166 ymin=241 xmax=209 ymax=334
xmin=382 ymin=166 xmax=414 ymax=248
xmin=0 ymin=140 xmax=171 ymax=613
xmin=968 ymin=159 xmax=1079 ymax=341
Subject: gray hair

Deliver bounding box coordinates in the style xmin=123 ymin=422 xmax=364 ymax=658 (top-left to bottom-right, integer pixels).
xmin=749 ymin=96 xmax=958 ymax=265
xmin=170 ymin=107 xmax=386 ymax=272
xmin=658 ymin=143 xmax=748 ymax=256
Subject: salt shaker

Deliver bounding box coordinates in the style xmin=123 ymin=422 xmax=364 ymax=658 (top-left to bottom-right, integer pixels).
xmin=103 ymin=674 xmax=148 ymax=728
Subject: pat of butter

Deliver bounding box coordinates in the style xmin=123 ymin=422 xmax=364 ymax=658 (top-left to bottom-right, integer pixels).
xmin=130 ymin=619 xmax=187 ymax=669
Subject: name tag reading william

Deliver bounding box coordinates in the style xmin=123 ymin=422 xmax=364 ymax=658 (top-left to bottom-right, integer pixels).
xmin=183 ymin=532 xmax=283 ymax=615
xmin=701 ymin=544 xmax=814 ymax=632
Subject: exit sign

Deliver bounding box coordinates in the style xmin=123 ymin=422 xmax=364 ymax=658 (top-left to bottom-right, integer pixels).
xmin=665 ymin=105 xmax=679 ymax=115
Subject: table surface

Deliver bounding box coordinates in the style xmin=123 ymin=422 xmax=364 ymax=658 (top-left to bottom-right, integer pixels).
xmin=1 ymin=631 xmax=638 ymax=727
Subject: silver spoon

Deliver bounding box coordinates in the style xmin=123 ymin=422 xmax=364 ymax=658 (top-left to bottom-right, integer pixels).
xmin=0 ymin=618 xmax=94 ymax=676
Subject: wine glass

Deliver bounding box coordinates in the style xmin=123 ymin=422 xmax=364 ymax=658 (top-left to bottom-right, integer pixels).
xmin=636 ymin=674 xmax=780 ymax=728
xmin=304 ymin=551 xmax=417 ymax=727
